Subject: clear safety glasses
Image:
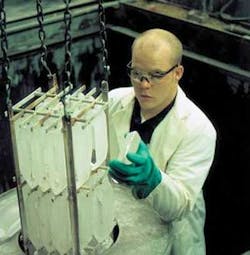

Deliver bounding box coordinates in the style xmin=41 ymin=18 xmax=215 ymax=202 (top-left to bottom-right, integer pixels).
xmin=127 ymin=61 xmax=178 ymax=84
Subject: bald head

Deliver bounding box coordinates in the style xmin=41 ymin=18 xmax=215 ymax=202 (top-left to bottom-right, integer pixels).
xmin=132 ymin=29 xmax=183 ymax=66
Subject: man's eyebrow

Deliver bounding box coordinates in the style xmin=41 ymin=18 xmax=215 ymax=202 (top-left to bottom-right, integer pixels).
xmin=150 ymin=69 xmax=166 ymax=73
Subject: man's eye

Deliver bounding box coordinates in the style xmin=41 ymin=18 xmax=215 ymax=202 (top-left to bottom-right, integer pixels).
xmin=131 ymin=70 xmax=140 ymax=76
xmin=150 ymin=73 xmax=164 ymax=79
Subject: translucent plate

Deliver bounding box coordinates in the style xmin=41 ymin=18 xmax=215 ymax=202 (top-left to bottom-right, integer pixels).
xmin=78 ymin=187 xmax=95 ymax=247
xmin=22 ymin=185 xmax=41 ymax=250
xmin=90 ymin=110 xmax=108 ymax=171
xmin=72 ymin=123 xmax=93 ymax=189
xmin=50 ymin=189 xmax=72 ymax=254
xmin=38 ymin=190 xmax=53 ymax=253
xmin=46 ymin=124 xmax=67 ymax=195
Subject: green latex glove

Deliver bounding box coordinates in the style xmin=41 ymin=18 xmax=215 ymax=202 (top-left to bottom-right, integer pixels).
xmin=109 ymin=141 xmax=162 ymax=199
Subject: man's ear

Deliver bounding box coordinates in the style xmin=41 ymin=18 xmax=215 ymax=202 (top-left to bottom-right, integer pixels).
xmin=175 ymin=65 xmax=184 ymax=81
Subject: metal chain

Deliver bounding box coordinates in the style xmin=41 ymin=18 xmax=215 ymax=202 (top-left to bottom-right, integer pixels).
xmin=63 ymin=0 xmax=72 ymax=89
xmin=36 ymin=0 xmax=52 ymax=77
xmin=98 ymin=0 xmax=110 ymax=84
xmin=0 ymin=0 xmax=12 ymax=111
xmin=61 ymin=0 xmax=72 ymax=119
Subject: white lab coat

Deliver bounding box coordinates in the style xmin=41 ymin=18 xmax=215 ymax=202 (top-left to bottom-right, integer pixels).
xmin=108 ymin=86 xmax=216 ymax=255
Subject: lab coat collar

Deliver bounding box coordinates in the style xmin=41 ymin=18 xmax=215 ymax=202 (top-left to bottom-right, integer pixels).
xmin=173 ymin=86 xmax=191 ymax=120
xmin=120 ymin=88 xmax=135 ymax=109
xmin=149 ymin=86 xmax=190 ymax=169
xmin=110 ymin=86 xmax=191 ymax=166
xmin=112 ymin=86 xmax=190 ymax=120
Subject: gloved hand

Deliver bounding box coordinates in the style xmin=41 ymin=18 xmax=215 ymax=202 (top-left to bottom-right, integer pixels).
xmin=109 ymin=141 xmax=162 ymax=199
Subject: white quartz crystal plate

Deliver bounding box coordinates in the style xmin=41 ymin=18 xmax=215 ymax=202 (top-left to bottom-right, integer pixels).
xmin=35 ymin=100 xmax=63 ymax=192
xmin=78 ymin=170 xmax=115 ymax=249
xmin=38 ymin=189 xmax=53 ymax=253
xmin=46 ymin=123 xmax=67 ymax=196
xmin=78 ymin=187 xmax=95 ymax=247
xmin=22 ymin=185 xmax=42 ymax=250
xmin=72 ymin=123 xmax=93 ymax=189
xmin=31 ymin=128 xmax=47 ymax=191
xmin=15 ymin=124 xmax=29 ymax=185
xmin=50 ymin=190 xmax=72 ymax=254
xmin=14 ymin=115 xmax=30 ymax=187
xmin=36 ymin=122 xmax=53 ymax=193
xmin=16 ymin=125 xmax=38 ymax=189
xmin=38 ymin=133 xmax=52 ymax=193
xmin=14 ymin=112 xmax=44 ymax=189
xmin=90 ymin=110 xmax=108 ymax=171
xmin=93 ymin=173 xmax=115 ymax=242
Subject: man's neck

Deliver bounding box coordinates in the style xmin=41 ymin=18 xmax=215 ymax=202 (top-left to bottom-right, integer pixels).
xmin=141 ymin=95 xmax=176 ymax=121
xmin=141 ymin=110 xmax=157 ymax=121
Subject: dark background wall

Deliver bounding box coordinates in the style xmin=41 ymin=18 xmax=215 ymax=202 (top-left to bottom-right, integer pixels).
xmin=0 ymin=0 xmax=250 ymax=254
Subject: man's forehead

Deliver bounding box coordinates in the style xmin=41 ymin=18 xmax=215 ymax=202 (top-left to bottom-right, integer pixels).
xmin=133 ymin=41 xmax=171 ymax=61
xmin=134 ymin=35 xmax=169 ymax=49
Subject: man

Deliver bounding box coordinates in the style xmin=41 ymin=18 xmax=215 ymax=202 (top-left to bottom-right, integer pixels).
xmin=108 ymin=28 xmax=216 ymax=254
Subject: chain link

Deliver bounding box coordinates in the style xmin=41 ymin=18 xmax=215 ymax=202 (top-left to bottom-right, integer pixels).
xmin=0 ymin=0 xmax=12 ymax=110
xmin=63 ymin=0 xmax=72 ymax=88
xmin=36 ymin=0 xmax=52 ymax=77
xmin=98 ymin=0 xmax=110 ymax=83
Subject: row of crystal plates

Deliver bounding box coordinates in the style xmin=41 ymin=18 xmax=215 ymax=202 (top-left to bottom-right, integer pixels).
xmin=14 ymin=87 xmax=108 ymax=195
xmin=22 ymin=170 xmax=115 ymax=254
xmin=11 ymin=86 xmax=116 ymax=254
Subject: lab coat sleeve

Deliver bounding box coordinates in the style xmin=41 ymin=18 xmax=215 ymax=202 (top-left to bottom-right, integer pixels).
xmin=147 ymin=121 xmax=216 ymax=222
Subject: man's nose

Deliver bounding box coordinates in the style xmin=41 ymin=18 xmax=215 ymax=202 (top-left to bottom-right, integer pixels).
xmin=139 ymin=76 xmax=151 ymax=88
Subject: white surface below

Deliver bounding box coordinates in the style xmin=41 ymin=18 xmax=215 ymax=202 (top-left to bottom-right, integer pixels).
xmin=0 ymin=184 xmax=172 ymax=255
xmin=104 ymin=183 xmax=172 ymax=255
